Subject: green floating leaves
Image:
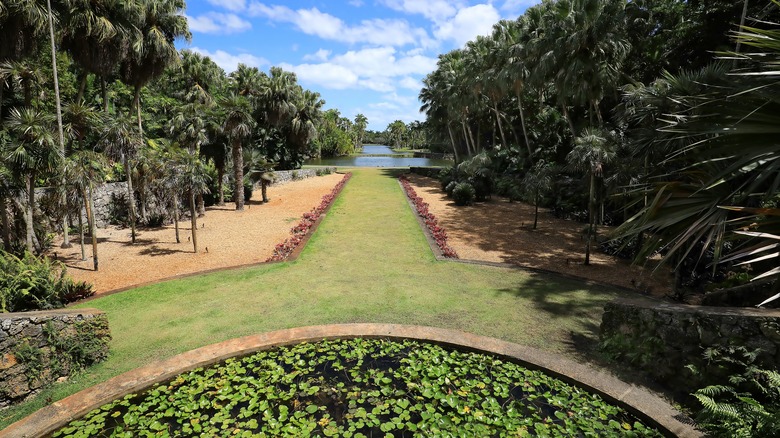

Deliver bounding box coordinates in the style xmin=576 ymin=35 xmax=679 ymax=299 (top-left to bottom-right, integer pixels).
xmin=53 ymin=339 xmax=662 ymax=437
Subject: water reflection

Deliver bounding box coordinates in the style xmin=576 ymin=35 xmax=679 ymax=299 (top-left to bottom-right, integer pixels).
xmin=305 ymin=145 xmax=452 ymax=167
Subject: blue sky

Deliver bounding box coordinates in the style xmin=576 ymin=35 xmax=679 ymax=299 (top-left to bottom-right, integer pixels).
xmin=181 ymin=1 xmax=538 ymax=131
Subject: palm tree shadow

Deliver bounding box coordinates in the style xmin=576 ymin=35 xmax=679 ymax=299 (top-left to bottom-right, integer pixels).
xmin=138 ymin=245 xmax=188 ymax=257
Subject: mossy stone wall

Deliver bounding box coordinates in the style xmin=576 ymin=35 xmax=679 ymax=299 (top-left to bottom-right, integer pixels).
xmin=0 ymin=309 xmax=110 ymax=409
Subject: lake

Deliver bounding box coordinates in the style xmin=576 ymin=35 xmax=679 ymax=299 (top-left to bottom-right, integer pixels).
xmin=305 ymin=145 xmax=452 ymax=167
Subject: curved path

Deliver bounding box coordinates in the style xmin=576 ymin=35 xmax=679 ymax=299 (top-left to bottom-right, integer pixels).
xmin=1 ymin=169 xmax=687 ymax=433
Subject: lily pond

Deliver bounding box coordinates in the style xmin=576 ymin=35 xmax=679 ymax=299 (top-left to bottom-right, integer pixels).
xmin=53 ymin=339 xmax=661 ymax=437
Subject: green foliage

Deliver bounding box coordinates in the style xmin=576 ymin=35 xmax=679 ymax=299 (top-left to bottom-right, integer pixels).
xmin=0 ymin=250 xmax=93 ymax=312
xmin=452 ymin=182 xmax=476 ymax=206
xmin=690 ymin=346 xmax=780 ymax=437
xmin=52 ymin=338 xmax=661 ymax=437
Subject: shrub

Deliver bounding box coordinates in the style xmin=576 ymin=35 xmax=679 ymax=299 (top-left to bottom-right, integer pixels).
xmin=315 ymin=168 xmax=324 ymax=176
xmin=445 ymin=180 xmax=458 ymax=197
xmin=452 ymin=182 xmax=475 ymax=206
xmin=291 ymin=170 xmax=300 ymax=180
xmin=0 ymin=250 xmax=94 ymax=312
xmin=243 ymin=178 xmax=253 ymax=202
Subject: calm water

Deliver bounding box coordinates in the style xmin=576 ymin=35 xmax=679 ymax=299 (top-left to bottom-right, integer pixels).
xmin=305 ymin=145 xmax=452 ymax=167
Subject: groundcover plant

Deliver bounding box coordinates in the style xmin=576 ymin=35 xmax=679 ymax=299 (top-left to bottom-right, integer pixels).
xmin=53 ymin=339 xmax=661 ymax=437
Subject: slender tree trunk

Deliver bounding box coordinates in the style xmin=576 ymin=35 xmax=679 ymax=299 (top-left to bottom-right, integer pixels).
xmin=261 ymin=181 xmax=268 ymax=203
xmin=734 ymin=0 xmax=750 ymax=63
xmin=87 ymin=184 xmax=98 ymax=270
xmin=233 ymin=139 xmax=244 ymax=211
xmin=466 ymin=122 xmax=477 ymax=153
xmin=561 ymin=103 xmax=576 ymax=136
xmin=492 ymin=103 xmax=507 ymax=150
xmin=197 ymin=194 xmax=205 ymax=217
xmin=446 ymin=124 xmax=460 ymax=164
xmin=217 ymin=164 xmax=225 ymax=206
xmin=47 ymin=0 xmax=70 ymax=249
xmin=123 ymin=156 xmax=137 ymax=243
xmin=533 ymin=191 xmax=539 ymax=230
xmin=138 ymin=172 xmax=148 ymax=224
xmin=461 ymin=121 xmax=473 ymax=157
xmin=173 ymin=192 xmax=180 ymax=243
xmin=0 ymin=195 xmax=10 ymax=250
xmin=517 ymin=91 xmax=533 ymax=161
xmin=101 ymin=77 xmax=109 ymax=114
xmin=25 ymin=173 xmax=35 ymax=253
xmin=133 ymin=85 xmax=143 ymax=134
xmin=592 ymin=99 xmax=603 ymax=127
xmin=585 ymin=172 xmax=596 ymax=266
xmin=78 ymin=204 xmax=86 ymax=261
xmin=76 ymin=70 xmax=88 ymax=104
xmin=189 ymin=190 xmax=198 ymax=253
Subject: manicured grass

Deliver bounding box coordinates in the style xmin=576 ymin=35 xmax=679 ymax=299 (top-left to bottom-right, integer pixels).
xmin=0 ymin=168 xmax=626 ymax=428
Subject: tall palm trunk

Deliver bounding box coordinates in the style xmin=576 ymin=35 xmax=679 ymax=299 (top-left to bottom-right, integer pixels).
xmin=173 ymin=192 xmax=180 ymax=243
xmin=232 ymin=138 xmax=244 ymax=211
xmin=25 ymin=173 xmax=35 ymax=253
xmin=122 ymin=155 xmax=137 ymax=243
xmin=585 ymin=172 xmax=596 ymax=266
xmin=561 ymin=103 xmax=576 ymax=136
xmin=516 ymin=91 xmax=533 ymax=161
xmin=217 ymin=164 xmax=225 ymax=206
xmin=492 ymin=102 xmax=507 ymax=150
xmin=133 ymin=85 xmax=143 ymax=133
xmin=0 ymin=195 xmax=10 ymax=250
xmin=533 ymin=190 xmax=540 ymax=230
xmin=78 ymin=205 xmax=85 ymax=261
xmin=446 ymin=124 xmax=460 ymax=164
xmin=86 ymin=184 xmax=98 ymax=270
xmin=466 ymin=122 xmax=477 ymax=153
xmin=47 ymin=0 xmax=70 ymax=249
xmin=460 ymin=121 xmax=473 ymax=156
xmin=189 ymin=190 xmax=198 ymax=253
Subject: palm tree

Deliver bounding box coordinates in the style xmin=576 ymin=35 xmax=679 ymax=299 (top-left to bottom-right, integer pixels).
xmin=100 ymin=114 xmax=144 ymax=243
xmin=522 ymin=161 xmax=556 ymax=229
xmin=170 ymin=148 xmax=209 ymax=252
xmin=64 ymin=150 xmax=108 ymax=270
xmin=567 ymin=128 xmax=615 ymax=265
xmin=3 ymin=108 xmax=61 ymax=253
xmin=221 ymin=94 xmax=254 ymax=211
xmin=120 ymin=0 xmax=190 ymax=132
xmin=245 ymin=150 xmax=276 ymax=204
xmin=353 ymin=113 xmax=368 ymax=149
xmin=0 ymin=159 xmax=18 ymax=251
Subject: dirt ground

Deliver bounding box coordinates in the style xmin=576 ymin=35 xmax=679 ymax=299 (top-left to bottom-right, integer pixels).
xmin=404 ymin=174 xmax=673 ymax=297
xmin=49 ymin=173 xmax=345 ymax=295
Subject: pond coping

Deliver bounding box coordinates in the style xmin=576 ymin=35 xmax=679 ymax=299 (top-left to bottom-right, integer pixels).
xmin=2 ymin=324 xmax=700 ymax=438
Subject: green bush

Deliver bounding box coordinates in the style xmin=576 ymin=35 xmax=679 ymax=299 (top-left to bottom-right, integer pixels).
xmin=0 ymin=250 xmax=94 ymax=312
xmin=452 ymin=182 xmax=476 ymax=206
xmin=445 ymin=180 xmax=458 ymax=197
xmin=243 ymin=178 xmax=253 ymax=202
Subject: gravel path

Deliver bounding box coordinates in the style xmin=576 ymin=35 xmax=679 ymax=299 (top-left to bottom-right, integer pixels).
xmin=49 ymin=174 xmax=345 ymax=295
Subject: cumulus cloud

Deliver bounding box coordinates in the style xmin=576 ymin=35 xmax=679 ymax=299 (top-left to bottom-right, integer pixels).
xmin=247 ymin=3 xmax=434 ymax=47
xmin=379 ymin=0 xmax=464 ymax=24
xmin=279 ymin=62 xmax=360 ymax=90
xmin=303 ymin=49 xmax=331 ymax=62
xmin=186 ymin=13 xmax=252 ymax=34
xmin=434 ymin=4 xmax=500 ymax=48
xmin=189 ymin=47 xmax=268 ymax=73
xmin=206 ymin=0 xmax=246 ymax=12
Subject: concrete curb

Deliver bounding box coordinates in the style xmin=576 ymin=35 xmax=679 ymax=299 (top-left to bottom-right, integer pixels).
xmin=2 ymin=324 xmax=700 ymax=437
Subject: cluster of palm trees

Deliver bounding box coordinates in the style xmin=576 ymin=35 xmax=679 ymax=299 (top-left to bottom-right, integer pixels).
xmin=313 ymin=109 xmax=368 ymax=157
xmin=420 ymin=0 xmax=780 ymax=302
xmin=0 ymin=0 xmax=326 ymax=270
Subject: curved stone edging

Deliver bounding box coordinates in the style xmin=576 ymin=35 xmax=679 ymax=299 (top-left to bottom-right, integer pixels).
xmin=75 ymin=172 xmax=351 ymax=303
xmin=2 ymin=324 xmax=700 ymax=438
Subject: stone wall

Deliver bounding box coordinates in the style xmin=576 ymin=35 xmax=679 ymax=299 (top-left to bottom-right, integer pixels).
xmin=600 ymin=297 xmax=780 ymax=394
xmin=0 ymin=309 xmax=111 ymax=409
xmin=270 ymin=167 xmax=338 ymax=186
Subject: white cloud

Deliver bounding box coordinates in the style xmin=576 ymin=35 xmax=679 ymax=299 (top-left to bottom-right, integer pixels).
xmin=279 ymin=62 xmax=360 ymax=90
xmin=399 ymin=76 xmax=421 ymax=90
xmin=303 ymin=49 xmax=332 ymax=62
xmin=434 ymin=4 xmax=500 ymax=48
xmin=206 ymin=0 xmax=246 ymax=12
xmin=247 ymin=3 xmax=433 ymax=47
xmin=189 ymin=47 xmax=268 ymax=73
xmin=186 ymin=13 xmax=252 ymax=34
xmin=380 ymin=0 xmax=464 ymax=24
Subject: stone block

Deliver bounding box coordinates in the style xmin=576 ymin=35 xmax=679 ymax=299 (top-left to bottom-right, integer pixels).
xmin=0 ymin=353 xmax=17 ymax=370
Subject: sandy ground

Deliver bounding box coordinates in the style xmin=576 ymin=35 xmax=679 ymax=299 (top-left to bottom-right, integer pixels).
xmin=404 ymin=174 xmax=673 ymax=296
xmin=49 ymin=174 xmax=345 ymax=295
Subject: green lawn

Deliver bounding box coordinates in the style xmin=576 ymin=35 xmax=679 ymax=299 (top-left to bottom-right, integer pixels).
xmin=0 ymin=168 xmax=627 ymax=428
